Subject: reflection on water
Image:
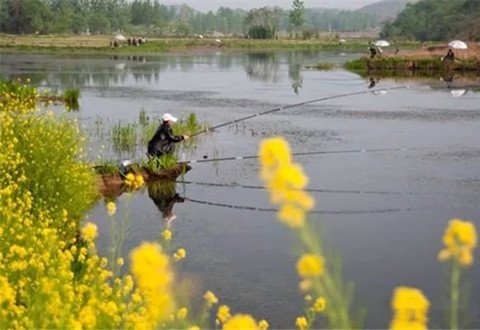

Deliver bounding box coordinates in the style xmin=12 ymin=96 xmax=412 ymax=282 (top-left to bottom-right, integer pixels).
xmin=148 ymin=180 xmax=185 ymax=226
xmin=0 ymin=51 xmax=357 ymax=95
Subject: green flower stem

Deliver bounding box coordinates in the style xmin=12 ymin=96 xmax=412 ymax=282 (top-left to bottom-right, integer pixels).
xmin=450 ymin=261 xmax=460 ymax=330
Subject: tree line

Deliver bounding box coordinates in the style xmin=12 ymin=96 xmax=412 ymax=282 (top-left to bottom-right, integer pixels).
xmin=0 ymin=0 xmax=381 ymax=37
xmin=380 ymin=0 xmax=480 ymax=41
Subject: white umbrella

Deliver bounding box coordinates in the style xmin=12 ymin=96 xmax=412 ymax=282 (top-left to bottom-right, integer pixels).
xmin=338 ymin=39 xmax=347 ymax=44
xmin=450 ymin=89 xmax=466 ymax=97
xmin=448 ymin=40 xmax=468 ymax=50
xmin=115 ymin=34 xmax=126 ymax=42
xmin=374 ymin=40 xmax=390 ymax=47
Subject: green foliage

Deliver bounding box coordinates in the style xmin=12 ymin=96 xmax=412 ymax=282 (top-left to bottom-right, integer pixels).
xmin=0 ymin=0 xmax=383 ymax=36
xmin=63 ymin=88 xmax=80 ymax=111
xmin=244 ymin=7 xmax=283 ymax=39
xmin=380 ymin=0 xmax=480 ymax=41
xmin=289 ymin=0 xmax=305 ymax=31
xmin=142 ymin=154 xmax=178 ymax=172
xmin=94 ymin=160 xmax=120 ymax=175
xmin=111 ymin=122 xmax=137 ymax=152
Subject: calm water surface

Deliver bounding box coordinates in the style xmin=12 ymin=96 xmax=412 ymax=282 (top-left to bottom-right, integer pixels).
xmin=1 ymin=51 xmax=480 ymax=328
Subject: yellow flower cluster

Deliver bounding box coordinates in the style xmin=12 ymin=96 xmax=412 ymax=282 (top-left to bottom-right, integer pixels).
xmin=204 ymin=290 xmax=219 ymax=306
xmin=81 ymin=222 xmax=98 ymax=241
xmin=217 ymin=305 xmax=232 ymax=323
xmin=390 ymin=287 xmax=430 ymax=330
xmin=173 ymin=248 xmax=187 ymax=261
xmin=0 ymin=84 xmax=178 ymax=329
xmin=106 ymin=201 xmax=117 ymax=216
xmin=438 ymin=218 xmax=477 ymax=267
xmin=297 ymin=254 xmax=325 ymax=278
xmin=223 ymin=314 xmax=260 ymax=330
xmin=259 ymin=137 xmax=315 ymax=228
xmin=130 ymin=242 xmax=175 ymax=327
xmin=162 ymin=229 xmax=172 ymax=241
xmin=295 ymin=316 xmax=308 ymax=330
xmin=313 ymin=297 xmax=327 ymax=313
xmin=124 ymin=173 xmax=145 ymax=190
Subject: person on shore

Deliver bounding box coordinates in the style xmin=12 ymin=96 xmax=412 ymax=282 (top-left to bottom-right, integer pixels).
xmin=369 ymin=42 xmax=377 ymax=59
xmin=147 ymin=113 xmax=189 ymax=158
xmin=444 ymin=49 xmax=455 ymax=61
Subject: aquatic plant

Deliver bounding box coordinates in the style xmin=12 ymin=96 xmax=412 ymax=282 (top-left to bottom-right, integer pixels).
xmin=94 ymin=160 xmax=120 ymax=174
xmin=111 ymin=121 xmax=137 ymax=152
xmin=63 ymin=87 xmax=80 ymax=111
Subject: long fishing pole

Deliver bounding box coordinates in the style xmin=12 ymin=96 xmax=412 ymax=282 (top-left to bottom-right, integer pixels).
xmin=176 ymin=179 xmax=436 ymax=196
xmin=179 ymin=147 xmax=410 ymax=164
xmin=190 ymin=85 xmax=409 ymax=137
xmin=183 ymin=196 xmax=423 ymax=215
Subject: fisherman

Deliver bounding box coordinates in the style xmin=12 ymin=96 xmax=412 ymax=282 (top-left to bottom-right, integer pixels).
xmin=369 ymin=42 xmax=377 ymax=59
xmin=147 ymin=113 xmax=189 ymax=158
xmin=444 ymin=49 xmax=455 ymax=61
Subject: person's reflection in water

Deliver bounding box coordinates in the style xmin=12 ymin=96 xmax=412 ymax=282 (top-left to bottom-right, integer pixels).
xmin=441 ymin=73 xmax=455 ymax=89
xmin=148 ymin=180 xmax=185 ymax=226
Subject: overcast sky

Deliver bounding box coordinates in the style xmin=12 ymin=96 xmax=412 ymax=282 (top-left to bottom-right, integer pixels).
xmin=160 ymin=0 xmax=382 ymax=12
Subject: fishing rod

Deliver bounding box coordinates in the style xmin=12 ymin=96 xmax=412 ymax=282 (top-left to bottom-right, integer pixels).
xmin=183 ymin=196 xmax=423 ymax=215
xmin=190 ymin=85 xmax=409 ymax=137
xmin=179 ymin=147 xmax=410 ymax=164
xmin=176 ymin=179 xmax=435 ymax=196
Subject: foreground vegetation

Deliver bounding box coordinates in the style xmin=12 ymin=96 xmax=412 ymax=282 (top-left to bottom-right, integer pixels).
xmin=1 ymin=80 xmax=478 ymax=329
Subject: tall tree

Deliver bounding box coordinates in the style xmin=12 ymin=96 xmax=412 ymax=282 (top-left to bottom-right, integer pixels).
xmin=289 ymin=0 xmax=305 ymax=35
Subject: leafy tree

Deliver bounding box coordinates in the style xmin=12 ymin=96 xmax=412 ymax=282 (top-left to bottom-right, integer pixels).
xmin=289 ymin=0 xmax=305 ymax=35
xmin=88 ymin=12 xmax=110 ymax=34
xmin=244 ymin=6 xmax=282 ymax=39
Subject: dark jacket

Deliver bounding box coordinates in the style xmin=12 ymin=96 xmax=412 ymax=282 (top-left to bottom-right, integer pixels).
xmin=147 ymin=122 xmax=184 ymax=156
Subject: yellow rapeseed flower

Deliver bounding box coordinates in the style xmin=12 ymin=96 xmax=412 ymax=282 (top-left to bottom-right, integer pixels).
xmin=106 ymin=201 xmax=116 ymax=216
xmin=295 ymin=316 xmax=308 ymax=330
xmin=223 ymin=314 xmax=260 ymax=330
xmin=258 ymin=138 xmax=315 ymax=229
xmin=130 ymin=242 xmax=175 ymax=325
xmin=259 ymin=319 xmax=269 ymax=330
xmin=162 ymin=229 xmax=172 ymax=241
xmin=174 ymin=248 xmax=186 ymax=261
xmin=81 ymin=222 xmax=98 ymax=241
xmin=438 ymin=218 xmax=477 ymax=267
xmin=297 ymin=254 xmax=324 ymax=278
xmin=313 ymin=297 xmax=326 ymax=313
xmin=390 ymin=286 xmax=429 ymax=330
xmin=177 ymin=307 xmax=188 ymax=320
xmin=204 ymin=290 xmax=218 ymax=305
xmin=217 ymin=305 xmax=232 ymax=323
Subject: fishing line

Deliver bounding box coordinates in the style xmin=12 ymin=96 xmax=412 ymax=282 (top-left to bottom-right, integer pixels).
xmin=190 ymin=86 xmax=409 ymax=137
xmin=179 ymin=147 xmax=410 ymax=164
xmin=184 ymin=197 xmax=422 ymax=215
xmin=176 ymin=180 xmax=434 ymax=196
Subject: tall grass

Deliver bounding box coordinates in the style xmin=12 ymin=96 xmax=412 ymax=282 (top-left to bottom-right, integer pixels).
xmin=63 ymin=87 xmax=80 ymax=111
xmin=111 ymin=121 xmax=137 ymax=152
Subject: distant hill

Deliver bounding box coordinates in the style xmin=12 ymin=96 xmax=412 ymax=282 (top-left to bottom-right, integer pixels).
xmin=380 ymin=0 xmax=480 ymax=41
xmin=356 ymin=0 xmax=420 ymax=23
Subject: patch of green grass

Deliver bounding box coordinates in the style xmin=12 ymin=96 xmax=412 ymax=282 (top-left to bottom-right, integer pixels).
xmin=94 ymin=160 xmax=120 ymax=174
xmin=111 ymin=121 xmax=137 ymax=152
xmin=64 ymin=87 xmax=80 ymax=111
xmin=142 ymin=154 xmax=178 ymax=172
xmin=311 ymin=63 xmax=336 ymax=70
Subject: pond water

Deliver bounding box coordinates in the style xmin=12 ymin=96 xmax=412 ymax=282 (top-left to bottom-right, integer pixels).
xmin=1 ymin=50 xmax=480 ymax=328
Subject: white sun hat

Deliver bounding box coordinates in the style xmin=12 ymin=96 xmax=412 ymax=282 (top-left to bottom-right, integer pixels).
xmin=162 ymin=113 xmax=178 ymax=122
